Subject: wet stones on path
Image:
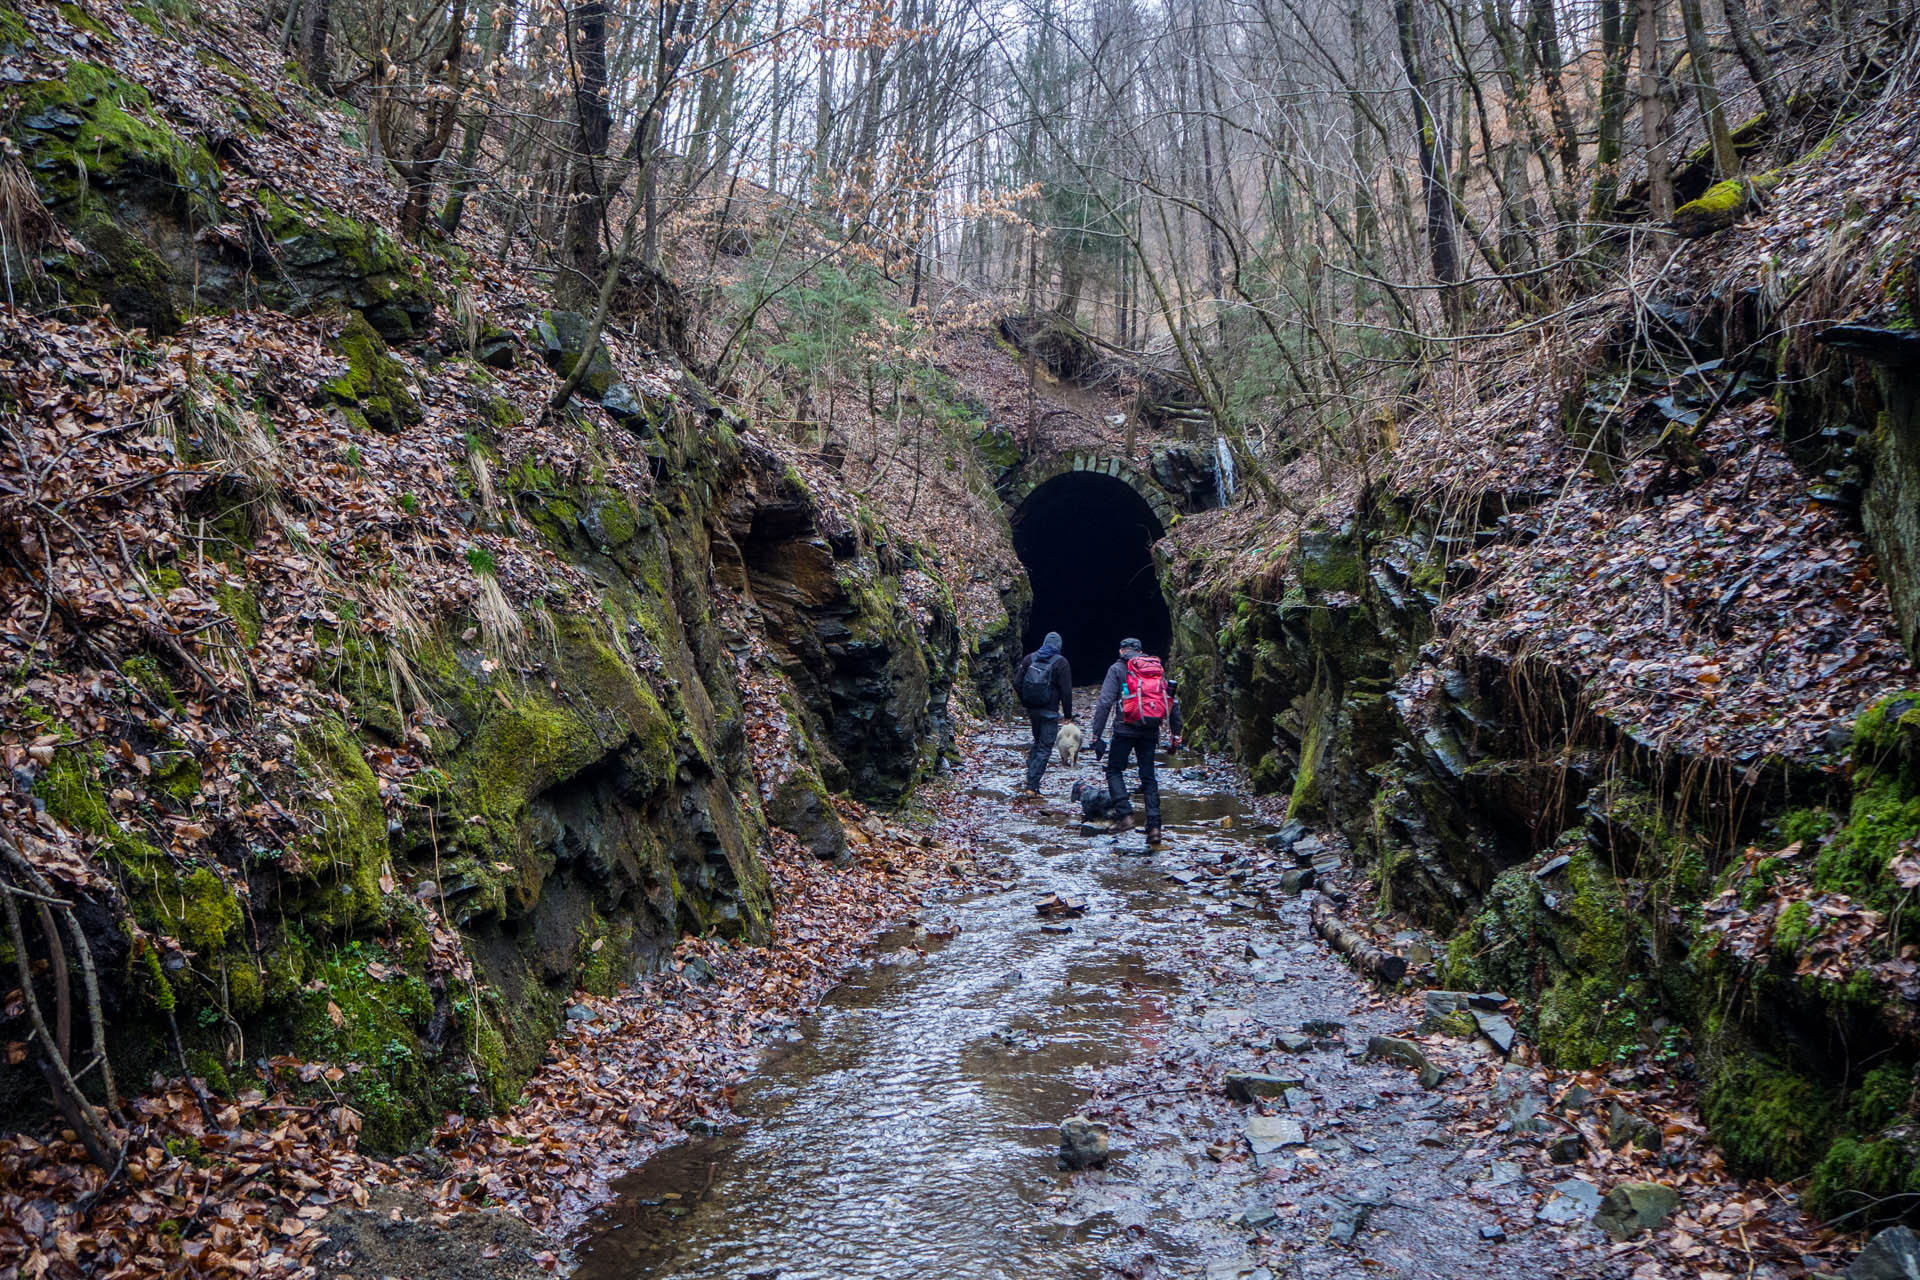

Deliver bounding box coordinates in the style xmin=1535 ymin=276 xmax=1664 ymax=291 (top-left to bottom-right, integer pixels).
xmin=576 ymin=723 xmax=1633 ymax=1280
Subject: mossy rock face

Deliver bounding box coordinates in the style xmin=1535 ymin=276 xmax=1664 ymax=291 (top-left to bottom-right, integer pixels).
xmin=255 ymin=188 xmax=433 ymax=338
xmin=324 ymin=312 xmax=422 ymax=434
xmin=8 ymin=60 xmax=223 ymax=331
xmin=5 ymin=61 xmax=431 ymax=336
xmin=1673 ymin=171 xmax=1783 ymax=238
xmin=971 ymin=424 xmax=1021 ymax=473
xmin=1813 ymin=692 xmax=1920 ymax=904
xmin=1704 ymin=1054 xmax=1838 ymax=1174
xmin=533 ymin=310 xmax=617 ymax=400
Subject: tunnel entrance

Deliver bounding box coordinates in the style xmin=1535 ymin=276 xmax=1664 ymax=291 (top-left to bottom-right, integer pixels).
xmin=1012 ymin=470 xmax=1172 ymax=679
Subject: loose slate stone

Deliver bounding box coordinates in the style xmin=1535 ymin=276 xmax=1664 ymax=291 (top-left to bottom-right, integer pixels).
xmin=1236 ymin=1204 xmax=1280 ymax=1229
xmin=1593 ymin=1181 xmax=1680 ymax=1241
xmin=1059 ymin=1115 xmax=1110 ymax=1169
xmin=1547 ymin=1133 xmax=1584 ymax=1164
xmin=1327 ymin=1198 xmax=1373 ymax=1243
xmin=1275 ymin=1032 xmax=1313 ymax=1052
xmin=1226 ymin=1072 xmax=1306 ymax=1102
xmin=1533 ymin=855 xmax=1571 ymax=879
xmin=1539 ymin=1178 xmax=1602 ymax=1225
xmin=1850 ymin=1225 xmax=1920 ymax=1279
xmin=1244 ymin=1114 xmax=1308 ymax=1153
xmin=1365 ymin=1035 xmax=1449 ymax=1089
xmin=1480 ymin=1224 xmax=1508 ymax=1242
xmin=1473 ymin=1011 xmax=1517 ymax=1054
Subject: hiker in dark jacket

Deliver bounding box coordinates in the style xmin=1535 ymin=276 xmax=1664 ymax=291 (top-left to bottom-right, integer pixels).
xmin=1012 ymin=631 xmax=1074 ymax=794
xmin=1089 ymin=638 xmax=1181 ymax=842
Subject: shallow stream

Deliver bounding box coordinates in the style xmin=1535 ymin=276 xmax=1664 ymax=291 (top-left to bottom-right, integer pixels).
xmin=569 ymin=719 xmax=1601 ymax=1280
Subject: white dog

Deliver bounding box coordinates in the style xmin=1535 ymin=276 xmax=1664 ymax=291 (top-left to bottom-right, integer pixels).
xmin=1055 ymin=722 xmax=1084 ymax=765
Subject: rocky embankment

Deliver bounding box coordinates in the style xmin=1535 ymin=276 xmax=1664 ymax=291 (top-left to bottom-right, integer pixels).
xmin=1166 ymin=109 xmax=1920 ymax=1228
xmin=0 ymin=0 xmax=983 ymax=1170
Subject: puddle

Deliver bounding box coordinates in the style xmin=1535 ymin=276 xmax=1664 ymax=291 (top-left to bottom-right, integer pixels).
xmin=570 ymin=725 xmax=1271 ymax=1279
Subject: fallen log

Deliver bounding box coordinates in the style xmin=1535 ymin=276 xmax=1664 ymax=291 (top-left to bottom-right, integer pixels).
xmin=1311 ymin=898 xmax=1408 ymax=984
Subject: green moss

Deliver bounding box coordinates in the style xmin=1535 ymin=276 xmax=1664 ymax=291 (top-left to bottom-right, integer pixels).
xmin=36 ymin=749 xmax=111 ymax=835
xmin=55 ymin=3 xmax=113 ymax=38
xmin=1285 ymin=717 xmax=1324 ymax=821
xmin=1807 ymin=1136 xmax=1919 ymax=1223
xmin=291 ymin=940 xmax=446 ymax=1151
xmin=1774 ymin=899 xmax=1818 ymax=956
xmin=1851 ymin=1063 xmax=1914 ymax=1129
xmin=1295 ymin=545 xmax=1364 ymax=594
xmin=1705 ymin=1056 xmax=1837 ymax=1174
xmin=1816 ymin=772 xmax=1920 ymax=903
xmin=324 ymin=313 xmax=420 ymax=435
xmin=1682 ymin=178 xmax=1749 ymax=217
xmin=0 ymin=7 xmax=34 ymax=50
xmin=1778 ymin=806 xmax=1838 ymax=848
xmin=12 ymin=62 xmax=219 ymax=220
xmin=255 ymin=187 xmax=429 ymax=339
xmin=187 ymin=1050 xmax=233 ymax=1097
xmin=174 ymin=867 xmax=240 ymax=950
xmin=1673 ymin=171 xmax=1784 ymax=235
xmin=214 ymin=583 xmax=263 ymax=647
xmin=291 ymin=717 xmax=388 ymax=931
xmin=123 ymin=653 xmax=182 ymax=713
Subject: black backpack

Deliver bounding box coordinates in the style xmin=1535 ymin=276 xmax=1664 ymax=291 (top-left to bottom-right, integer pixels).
xmin=1020 ymin=653 xmax=1059 ymax=709
xmin=1072 ymin=778 xmax=1115 ymax=819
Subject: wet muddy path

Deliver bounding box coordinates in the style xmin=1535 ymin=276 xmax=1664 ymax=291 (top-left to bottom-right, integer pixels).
xmin=569 ymin=719 xmax=1615 ymax=1279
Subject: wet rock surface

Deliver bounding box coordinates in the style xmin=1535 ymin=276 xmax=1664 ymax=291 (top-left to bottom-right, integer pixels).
xmin=569 ymin=720 xmax=1619 ymax=1278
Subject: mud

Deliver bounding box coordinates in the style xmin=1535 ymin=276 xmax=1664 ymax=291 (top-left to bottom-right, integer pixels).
xmin=569 ymin=718 xmax=1622 ymax=1278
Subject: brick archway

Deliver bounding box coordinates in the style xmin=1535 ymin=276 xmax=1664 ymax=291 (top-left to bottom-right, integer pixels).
xmin=1003 ymin=453 xmax=1176 ymax=533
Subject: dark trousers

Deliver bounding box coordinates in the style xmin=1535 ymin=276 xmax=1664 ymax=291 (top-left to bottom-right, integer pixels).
xmin=1106 ymin=732 xmax=1159 ymax=824
xmin=1026 ymin=711 xmax=1060 ymax=788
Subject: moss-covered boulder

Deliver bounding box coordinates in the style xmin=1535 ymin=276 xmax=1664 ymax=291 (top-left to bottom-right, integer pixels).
xmin=1672 ymin=171 xmax=1783 ymax=238
xmin=534 ymin=309 xmax=617 ymax=399
xmin=7 ymin=60 xmax=221 ymax=331
xmin=255 ymin=188 xmax=432 ymax=338
xmin=324 ymin=312 xmax=422 ymax=434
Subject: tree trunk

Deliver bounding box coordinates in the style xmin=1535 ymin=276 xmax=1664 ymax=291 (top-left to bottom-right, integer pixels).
xmin=1590 ymin=0 xmax=1639 ymax=220
xmin=558 ymin=0 xmax=612 ymax=307
xmin=1311 ymin=899 xmax=1409 ymax=983
xmin=1394 ymin=0 xmax=1464 ymax=325
xmin=1678 ymin=0 xmax=1739 ymax=179
xmin=1721 ymin=0 xmax=1786 ymax=122
xmin=397 ymin=0 xmax=469 ymax=236
xmin=301 ymin=0 xmax=331 ymax=94
xmin=1638 ymin=0 xmax=1675 ymax=222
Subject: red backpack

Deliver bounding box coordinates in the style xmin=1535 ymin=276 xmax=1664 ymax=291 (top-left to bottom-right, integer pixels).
xmin=1121 ymin=656 xmax=1169 ymax=726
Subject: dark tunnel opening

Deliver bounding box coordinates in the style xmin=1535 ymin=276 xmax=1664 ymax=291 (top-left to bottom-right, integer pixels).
xmin=1012 ymin=470 xmax=1172 ymax=681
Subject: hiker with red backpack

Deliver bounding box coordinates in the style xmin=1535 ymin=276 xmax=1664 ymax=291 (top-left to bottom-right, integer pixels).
xmin=1089 ymin=638 xmax=1182 ymax=844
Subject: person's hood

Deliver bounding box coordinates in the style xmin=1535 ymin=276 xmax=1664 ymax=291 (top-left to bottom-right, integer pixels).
xmin=1035 ymin=641 xmax=1060 ymax=660
xmin=1043 ymin=631 xmax=1064 ymax=650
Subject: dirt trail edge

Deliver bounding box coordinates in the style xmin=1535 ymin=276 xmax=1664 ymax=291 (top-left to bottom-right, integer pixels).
xmin=564 ymin=719 xmax=1629 ymax=1280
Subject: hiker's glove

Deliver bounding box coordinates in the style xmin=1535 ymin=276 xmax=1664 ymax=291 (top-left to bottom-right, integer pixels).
xmin=1093 ymin=738 xmax=1107 ymax=760
xmin=1171 ymin=735 xmax=1183 ymax=750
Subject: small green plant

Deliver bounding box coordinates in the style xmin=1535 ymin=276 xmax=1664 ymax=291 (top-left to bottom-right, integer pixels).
xmin=465 ymin=545 xmax=497 ymax=575
xmin=399 ymin=492 xmax=419 ymax=513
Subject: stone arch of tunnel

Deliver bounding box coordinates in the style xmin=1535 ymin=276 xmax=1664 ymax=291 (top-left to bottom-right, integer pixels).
xmin=1011 ymin=464 xmax=1173 ymax=681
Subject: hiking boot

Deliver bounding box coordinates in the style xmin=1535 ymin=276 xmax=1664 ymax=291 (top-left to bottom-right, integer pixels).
xmin=1108 ymin=815 xmax=1134 ymax=833
xmin=1145 ymin=825 xmax=1164 ymax=846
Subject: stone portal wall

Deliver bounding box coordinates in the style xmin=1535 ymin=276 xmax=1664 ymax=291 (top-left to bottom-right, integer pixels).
xmin=1005 ymin=453 xmax=1177 ymax=531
